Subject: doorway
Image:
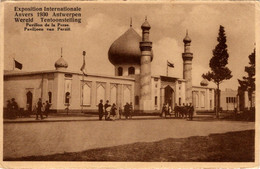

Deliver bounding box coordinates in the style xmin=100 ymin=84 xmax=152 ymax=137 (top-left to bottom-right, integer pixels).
xmin=26 ymin=91 xmax=33 ymax=112
xmin=164 ymin=85 xmax=174 ymax=107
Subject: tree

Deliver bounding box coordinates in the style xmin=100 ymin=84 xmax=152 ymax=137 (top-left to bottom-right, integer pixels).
xmin=238 ymin=48 xmax=255 ymax=109
xmin=202 ymin=25 xmax=232 ymax=118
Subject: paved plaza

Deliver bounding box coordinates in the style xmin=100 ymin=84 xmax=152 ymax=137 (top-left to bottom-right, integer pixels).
xmin=4 ymin=118 xmax=255 ymax=159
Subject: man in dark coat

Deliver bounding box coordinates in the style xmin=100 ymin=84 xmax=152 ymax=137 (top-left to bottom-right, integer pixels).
xmin=160 ymin=103 xmax=167 ymax=117
xmin=129 ymin=102 xmax=133 ymax=119
xmin=11 ymin=98 xmax=18 ymax=118
xmin=36 ymin=98 xmax=43 ymax=120
xmin=184 ymin=103 xmax=189 ymax=118
xmin=45 ymin=101 xmax=51 ymax=118
xmin=174 ymin=103 xmax=179 ymax=118
xmin=124 ymin=102 xmax=130 ymax=119
xmin=189 ymin=103 xmax=194 ymax=121
xmin=98 ymin=100 xmax=104 ymax=120
xmin=180 ymin=103 xmax=185 ymax=118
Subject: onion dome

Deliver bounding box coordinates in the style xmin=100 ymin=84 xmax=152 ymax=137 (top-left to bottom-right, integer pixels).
xmin=200 ymin=79 xmax=209 ymax=86
xmin=55 ymin=56 xmax=68 ymax=70
xmin=183 ymin=30 xmax=191 ymax=43
xmin=108 ymin=27 xmax=142 ymax=65
xmin=55 ymin=54 xmax=68 ymax=72
xmin=141 ymin=17 xmax=151 ymax=30
xmin=55 ymin=48 xmax=68 ymax=70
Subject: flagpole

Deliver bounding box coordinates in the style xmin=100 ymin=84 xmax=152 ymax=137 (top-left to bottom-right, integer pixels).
xmin=81 ymin=72 xmax=84 ymax=113
xmin=41 ymin=74 xmax=44 ymax=99
xmin=81 ymin=51 xmax=86 ymax=114
xmin=167 ymin=60 xmax=168 ymax=76
xmin=13 ymin=58 xmax=14 ymax=70
xmin=81 ymin=56 xmax=84 ymax=114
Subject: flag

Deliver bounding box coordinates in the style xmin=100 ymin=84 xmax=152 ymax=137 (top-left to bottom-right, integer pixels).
xmin=80 ymin=52 xmax=87 ymax=76
xmin=14 ymin=59 xmax=23 ymax=70
xmin=167 ymin=60 xmax=174 ymax=68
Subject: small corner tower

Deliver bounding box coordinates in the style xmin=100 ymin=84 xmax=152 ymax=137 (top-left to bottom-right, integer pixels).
xmin=139 ymin=17 xmax=153 ymax=111
xmin=55 ymin=48 xmax=68 ymax=70
xmin=182 ymin=30 xmax=193 ymax=104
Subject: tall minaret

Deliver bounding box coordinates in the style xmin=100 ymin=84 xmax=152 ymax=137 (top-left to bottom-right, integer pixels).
xmin=139 ymin=17 xmax=153 ymax=111
xmin=182 ymin=30 xmax=193 ymax=104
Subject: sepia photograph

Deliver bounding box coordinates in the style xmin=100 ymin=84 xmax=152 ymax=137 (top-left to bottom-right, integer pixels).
xmin=1 ymin=1 xmax=258 ymax=168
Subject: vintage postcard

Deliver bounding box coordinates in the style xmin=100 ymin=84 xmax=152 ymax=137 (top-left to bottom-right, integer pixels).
xmin=0 ymin=1 xmax=259 ymax=168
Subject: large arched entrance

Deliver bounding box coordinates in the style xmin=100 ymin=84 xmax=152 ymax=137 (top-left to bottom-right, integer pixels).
xmin=26 ymin=91 xmax=33 ymax=112
xmin=164 ymin=85 xmax=174 ymax=107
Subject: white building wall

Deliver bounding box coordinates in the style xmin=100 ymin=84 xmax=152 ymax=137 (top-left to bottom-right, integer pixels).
xmin=4 ymin=71 xmax=135 ymax=113
xmin=151 ymin=77 xmax=160 ymax=111
xmin=3 ymin=74 xmax=58 ymax=110
xmin=220 ymin=89 xmax=238 ymax=111
xmin=52 ymin=73 xmax=59 ymax=110
xmin=192 ymin=86 xmax=215 ymax=111
xmin=56 ymin=73 xmax=65 ymax=110
xmin=73 ymin=75 xmax=84 ymax=109
xmin=175 ymin=81 xmax=179 ymax=105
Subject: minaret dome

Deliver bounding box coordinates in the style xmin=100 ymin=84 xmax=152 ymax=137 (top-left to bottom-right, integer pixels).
xmin=183 ymin=30 xmax=192 ymax=43
xmin=141 ymin=17 xmax=151 ymax=30
xmin=55 ymin=48 xmax=68 ymax=70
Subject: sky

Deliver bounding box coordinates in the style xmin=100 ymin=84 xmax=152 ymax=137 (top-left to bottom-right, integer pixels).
xmin=4 ymin=2 xmax=256 ymax=90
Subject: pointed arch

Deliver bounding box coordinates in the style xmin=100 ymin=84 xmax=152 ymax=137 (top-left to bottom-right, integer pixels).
xmin=82 ymin=82 xmax=91 ymax=105
xmin=110 ymin=84 xmax=117 ymax=105
xmin=96 ymin=82 xmax=106 ymax=105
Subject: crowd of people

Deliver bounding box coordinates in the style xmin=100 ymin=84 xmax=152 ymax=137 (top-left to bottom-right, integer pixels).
xmin=161 ymin=103 xmax=194 ymax=120
xmin=34 ymin=98 xmax=51 ymax=120
xmin=6 ymin=98 xmax=194 ymax=121
xmin=5 ymin=98 xmax=51 ymax=120
xmin=98 ymin=100 xmax=133 ymax=121
xmin=5 ymin=98 xmax=19 ymax=119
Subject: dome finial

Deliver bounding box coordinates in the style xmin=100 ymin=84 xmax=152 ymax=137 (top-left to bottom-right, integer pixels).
xmin=130 ymin=17 xmax=132 ymax=27
xmin=183 ymin=30 xmax=191 ymax=43
xmin=141 ymin=16 xmax=151 ymax=29
xmin=61 ymin=48 xmax=63 ymax=57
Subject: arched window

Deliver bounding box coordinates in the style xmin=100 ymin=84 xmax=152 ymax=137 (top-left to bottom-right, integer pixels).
xmin=128 ymin=67 xmax=135 ymax=75
xmin=48 ymin=92 xmax=52 ymax=103
xmin=118 ymin=67 xmax=123 ymax=76
xmin=155 ymin=96 xmax=158 ymax=106
xmin=65 ymin=92 xmax=70 ymax=104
